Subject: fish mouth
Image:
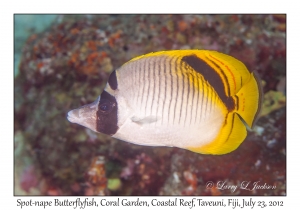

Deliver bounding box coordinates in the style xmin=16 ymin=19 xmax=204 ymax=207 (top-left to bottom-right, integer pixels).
xmin=67 ymin=96 xmax=100 ymax=132
xmin=67 ymin=109 xmax=81 ymax=123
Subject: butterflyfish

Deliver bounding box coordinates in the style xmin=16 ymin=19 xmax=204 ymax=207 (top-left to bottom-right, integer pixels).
xmin=67 ymin=50 xmax=262 ymax=155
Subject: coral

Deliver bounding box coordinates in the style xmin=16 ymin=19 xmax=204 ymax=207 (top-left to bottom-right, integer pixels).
xmin=182 ymin=170 xmax=197 ymax=195
xmin=85 ymin=156 xmax=108 ymax=195
xmin=260 ymin=91 xmax=286 ymax=117
xmin=107 ymin=178 xmax=122 ymax=191
xmin=20 ymin=165 xmax=38 ymax=193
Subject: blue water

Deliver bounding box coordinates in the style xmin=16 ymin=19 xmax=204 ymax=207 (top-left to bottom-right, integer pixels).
xmin=14 ymin=15 xmax=58 ymax=77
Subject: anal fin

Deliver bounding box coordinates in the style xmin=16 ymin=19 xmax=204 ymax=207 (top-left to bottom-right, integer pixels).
xmin=187 ymin=112 xmax=247 ymax=155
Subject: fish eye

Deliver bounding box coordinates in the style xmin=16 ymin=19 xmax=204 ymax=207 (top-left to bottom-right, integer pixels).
xmin=99 ymin=99 xmax=114 ymax=113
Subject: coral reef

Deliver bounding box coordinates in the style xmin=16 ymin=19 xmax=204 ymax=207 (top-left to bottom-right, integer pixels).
xmin=14 ymin=14 xmax=286 ymax=195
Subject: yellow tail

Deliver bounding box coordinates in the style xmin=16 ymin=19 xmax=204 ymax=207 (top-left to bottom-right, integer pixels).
xmin=235 ymin=72 xmax=262 ymax=128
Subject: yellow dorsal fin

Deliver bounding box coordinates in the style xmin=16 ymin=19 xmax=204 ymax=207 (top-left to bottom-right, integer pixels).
xmin=199 ymin=50 xmax=251 ymax=96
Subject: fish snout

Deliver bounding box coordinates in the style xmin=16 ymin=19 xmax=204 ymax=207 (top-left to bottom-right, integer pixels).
xmin=67 ymin=96 xmax=100 ymax=132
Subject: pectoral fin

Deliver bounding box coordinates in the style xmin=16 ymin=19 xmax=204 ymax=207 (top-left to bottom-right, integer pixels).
xmin=131 ymin=116 xmax=159 ymax=125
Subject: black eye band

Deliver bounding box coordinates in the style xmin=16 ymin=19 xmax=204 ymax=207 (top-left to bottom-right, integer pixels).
xmin=96 ymin=90 xmax=119 ymax=135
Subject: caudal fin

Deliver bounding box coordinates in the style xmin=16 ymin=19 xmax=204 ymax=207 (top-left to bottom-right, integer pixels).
xmin=235 ymin=72 xmax=263 ymax=128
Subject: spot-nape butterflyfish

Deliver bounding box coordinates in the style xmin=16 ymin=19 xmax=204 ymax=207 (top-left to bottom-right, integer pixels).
xmin=67 ymin=50 xmax=262 ymax=155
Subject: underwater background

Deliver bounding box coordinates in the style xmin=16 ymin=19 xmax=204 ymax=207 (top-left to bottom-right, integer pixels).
xmin=14 ymin=14 xmax=286 ymax=195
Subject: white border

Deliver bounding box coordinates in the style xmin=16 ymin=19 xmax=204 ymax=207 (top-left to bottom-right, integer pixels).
xmin=3 ymin=0 xmax=296 ymax=209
